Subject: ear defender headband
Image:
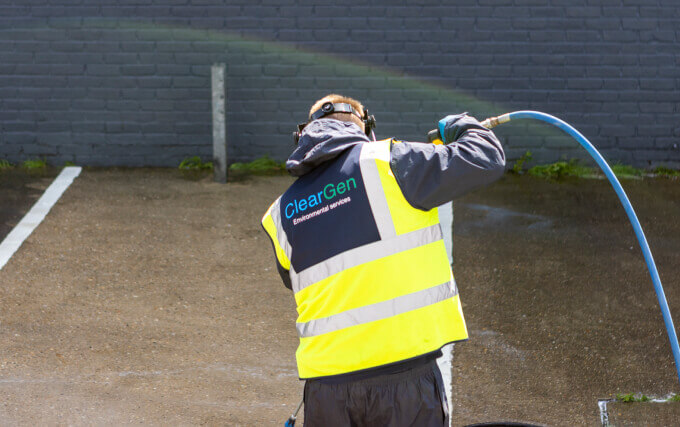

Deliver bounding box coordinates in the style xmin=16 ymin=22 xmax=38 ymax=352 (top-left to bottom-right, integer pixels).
xmin=293 ymin=102 xmax=377 ymax=145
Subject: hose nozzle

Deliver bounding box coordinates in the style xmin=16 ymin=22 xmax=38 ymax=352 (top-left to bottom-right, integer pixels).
xmin=480 ymin=113 xmax=511 ymax=129
xmin=427 ymin=113 xmax=512 ymax=143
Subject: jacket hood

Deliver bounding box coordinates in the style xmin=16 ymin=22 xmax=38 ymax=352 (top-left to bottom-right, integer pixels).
xmin=286 ymin=118 xmax=370 ymax=177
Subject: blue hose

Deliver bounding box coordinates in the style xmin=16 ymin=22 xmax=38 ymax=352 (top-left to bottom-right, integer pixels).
xmin=499 ymin=110 xmax=680 ymax=387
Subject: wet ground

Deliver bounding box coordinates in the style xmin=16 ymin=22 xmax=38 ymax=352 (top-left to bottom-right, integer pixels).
xmin=450 ymin=174 xmax=680 ymax=425
xmin=0 ymin=169 xmax=678 ymax=425
xmin=606 ymin=400 xmax=680 ymax=425
xmin=0 ymin=169 xmax=59 ymax=241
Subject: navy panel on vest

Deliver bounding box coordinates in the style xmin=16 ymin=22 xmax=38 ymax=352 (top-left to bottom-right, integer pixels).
xmin=280 ymin=144 xmax=380 ymax=273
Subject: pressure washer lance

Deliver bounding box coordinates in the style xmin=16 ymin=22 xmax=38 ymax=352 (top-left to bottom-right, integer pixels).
xmin=284 ymin=399 xmax=303 ymax=426
xmin=427 ymin=110 xmax=680 ymax=387
xmin=426 ymin=113 xmax=510 ymax=144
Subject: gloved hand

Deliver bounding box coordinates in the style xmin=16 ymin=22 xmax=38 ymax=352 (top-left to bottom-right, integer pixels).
xmin=437 ymin=113 xmax=484 ymax=144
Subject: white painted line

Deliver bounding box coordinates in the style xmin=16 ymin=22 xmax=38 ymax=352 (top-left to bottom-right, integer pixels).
xmin=0 ymin=166 xmax=82 ymax=271
xmin=598 ymin=399 xmax=612 ymax=426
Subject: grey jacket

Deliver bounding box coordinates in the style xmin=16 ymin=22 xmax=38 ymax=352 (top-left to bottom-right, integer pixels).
xmin=287 ymin=118 xmax=505 ymax=210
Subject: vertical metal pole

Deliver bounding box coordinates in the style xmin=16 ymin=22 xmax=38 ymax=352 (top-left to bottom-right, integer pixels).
xmin=438 ymin=202 xmax=454 ymax=265
xmin=211 ymin=63 xmax=227 ymax=183
xmin=436 ymin=201 xmax=454 ymax=427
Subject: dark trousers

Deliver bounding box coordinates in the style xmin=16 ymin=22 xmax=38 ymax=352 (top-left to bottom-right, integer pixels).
xmin=303 ymin=361 xmax=449 ymax=427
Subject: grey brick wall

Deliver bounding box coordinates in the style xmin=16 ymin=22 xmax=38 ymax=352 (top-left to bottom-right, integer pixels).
xmin=0 ymin=0 xmax=678 ymax=167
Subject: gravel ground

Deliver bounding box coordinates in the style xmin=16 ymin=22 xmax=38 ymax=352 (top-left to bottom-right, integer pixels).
xmin=0 ymin=169 xmax=678 ymax=426
xmin=0 ymin=169 xmax=300 ymax=425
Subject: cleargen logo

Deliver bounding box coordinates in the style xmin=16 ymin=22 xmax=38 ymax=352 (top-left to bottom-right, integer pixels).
xmin=285 ymin=178 xmax=357 ymax=219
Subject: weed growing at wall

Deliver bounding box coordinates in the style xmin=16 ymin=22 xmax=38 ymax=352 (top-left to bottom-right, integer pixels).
xmin=527 ymin=160 xmax=597 ymax=180
xmin=511 ymin=151 xmax=533 ymax=174
xmin=523 ymin=160 xmax=679 ymax=181
xmin=22 ymin=159 xmax=47 ymax=170
xmin=610 ymin=163 xmax=644 ymax=180
xmin=653 ymin=166 xmax=680 ymax=178
xmin=0 ymin=159 xmax=13 ymax=171
xmin=178 ymin=156 xmax=213 ymax=170
xmin=229 ymin=156 xmax=286 ymax=176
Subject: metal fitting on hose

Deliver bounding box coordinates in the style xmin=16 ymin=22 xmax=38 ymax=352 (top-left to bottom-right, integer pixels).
xmin=480 ymin=113 xmax=511 ymax=129
xmin=427 ymin=113 xmax=512 ymax=143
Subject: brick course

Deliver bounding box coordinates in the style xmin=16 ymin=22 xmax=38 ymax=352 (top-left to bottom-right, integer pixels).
xmin=0 ymin=0 xmax=678 ymax=168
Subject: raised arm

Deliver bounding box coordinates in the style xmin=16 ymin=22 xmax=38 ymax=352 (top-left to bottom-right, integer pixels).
xmin=390 ymin=113 xmax=506 ymax=210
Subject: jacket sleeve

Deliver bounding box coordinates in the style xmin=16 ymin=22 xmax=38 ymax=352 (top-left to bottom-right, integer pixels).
xmin=261 ymin=199 xmax=293 ymax=290
xmin=389 ymin=119 xmax=505 ymax=211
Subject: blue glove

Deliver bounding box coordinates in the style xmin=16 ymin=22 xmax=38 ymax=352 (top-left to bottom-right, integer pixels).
xmin=438 ymin=112 xmax=483 ymax=144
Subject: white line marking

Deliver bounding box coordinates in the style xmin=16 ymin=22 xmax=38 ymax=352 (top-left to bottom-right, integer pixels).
xmin=0 ymin=166 xmax=82 ymax=270
xmin=598 ymin=399 xmax=612 ymax=426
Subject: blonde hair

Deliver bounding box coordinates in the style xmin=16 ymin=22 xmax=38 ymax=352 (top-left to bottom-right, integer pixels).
xmin=309 ymin=94 xmax=365 ymax=131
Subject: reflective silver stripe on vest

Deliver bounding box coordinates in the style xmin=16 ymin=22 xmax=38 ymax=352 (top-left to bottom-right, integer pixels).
xmin=291 ymin=223 xmax=442 ymax=293
xmin=296 ymin=280 xmax=458 ymax=338
xmin=270 ymin=197 xmax=293 ymax=263
xmin=359 ymin=142 xmax=396 ymax=240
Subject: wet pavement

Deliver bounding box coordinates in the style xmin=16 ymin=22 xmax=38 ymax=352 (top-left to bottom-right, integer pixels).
xmin=0 ymin=169 xmax=59 ymax=242
xmin=450 ymin=174 xmax=680 ymax=425
xmin=605 ymin=400 xmax=680 ymax=425
xmin=0 ymin=170 xmax=678 ymax=425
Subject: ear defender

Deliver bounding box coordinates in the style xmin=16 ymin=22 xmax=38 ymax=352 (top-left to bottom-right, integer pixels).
xmin=293 ymin=102 xmax=377 ymax=145
xmin=363 ymin=110 xmax=376 ymax=134
xmin=292 ymin=123 xmax=307 ymax=145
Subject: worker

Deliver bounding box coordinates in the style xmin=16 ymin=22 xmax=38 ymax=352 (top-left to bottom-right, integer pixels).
xmin=261 ymin=94 xmax=505 ymax=426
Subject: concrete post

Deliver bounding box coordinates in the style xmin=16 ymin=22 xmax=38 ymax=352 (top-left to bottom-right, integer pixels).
xmin=211 ymin=63 xmax=227 ymax=183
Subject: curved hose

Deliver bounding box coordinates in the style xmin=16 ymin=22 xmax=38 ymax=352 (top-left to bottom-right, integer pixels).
xmin=482 ymin=110 xmax=680 ymax=387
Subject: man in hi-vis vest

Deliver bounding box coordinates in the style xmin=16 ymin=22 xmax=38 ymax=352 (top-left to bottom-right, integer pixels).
xmin=262 ymin=94 xmax=505 ymax=426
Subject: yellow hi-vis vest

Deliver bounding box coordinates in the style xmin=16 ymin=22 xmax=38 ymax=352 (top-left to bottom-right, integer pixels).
xmin=262 ymin=140 xmax=468 ymax=379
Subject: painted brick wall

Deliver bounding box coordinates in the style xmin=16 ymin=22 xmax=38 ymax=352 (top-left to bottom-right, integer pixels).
xmin=0 ymin=0 xmax=678 ymax=167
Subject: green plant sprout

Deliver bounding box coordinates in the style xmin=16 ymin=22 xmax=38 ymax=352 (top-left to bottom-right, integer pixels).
xmin=523 ymin=160 xmax=665 ymax=181
xmin=178 ymin=156 xmax=213 ymax=170
xmin=511 ymin=151 xmax=532 ymax=174
xmin=653 ymin=166 xmax=680 ymax=178
xmin=0 ymin=159 xmax=14 ymax=170
xmin=22 ymin=159 xmax=47 ymax=170
xmin=615 ymin=393 xmax=680 ymax=403
xmin=616 ymin=393 xmax=650 ymax=403
xmin=610 ymin=163 xmax=645 ymax=180
xmin=229 ymin=156 xmax=286 ymax=175
xmin=527 ymin=160 xmax=597 ymax=180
